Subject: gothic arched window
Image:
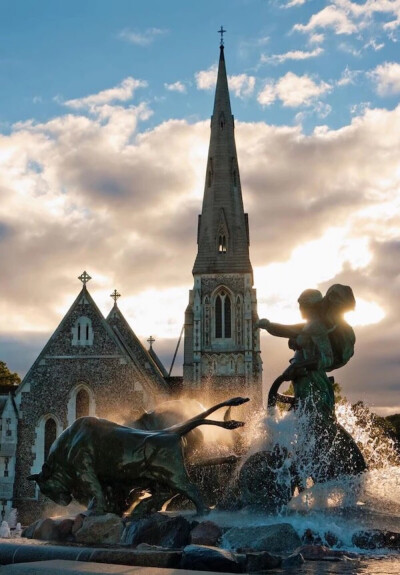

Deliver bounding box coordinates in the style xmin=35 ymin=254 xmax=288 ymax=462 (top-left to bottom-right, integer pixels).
xmin=215 ymin=295 xmax=222 ymax=338
xmin=76 ymin=388 xmax=90 ymax=419
xmin=218 ymin=235 xmax=227 ymax=253
xmin=44 ymin=418 xmax=57 ymax=461
xmin=215 ymin=291 xmax=232 ymax=339
xmin=224 ymin=295 xmax=231 ymax=338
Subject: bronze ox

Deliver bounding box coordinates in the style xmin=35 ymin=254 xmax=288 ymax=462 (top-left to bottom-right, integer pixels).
xmin=127 ymin=398 xmax=238 ymax=460
xmin=28 ymin=397 xmax=249 ymax=516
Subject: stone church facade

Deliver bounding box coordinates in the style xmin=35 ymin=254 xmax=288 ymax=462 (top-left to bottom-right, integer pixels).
xmin=11 ymin=278 xmax=171 ymax=523
xmin=183 ymin=43 xmax=263 ymax=403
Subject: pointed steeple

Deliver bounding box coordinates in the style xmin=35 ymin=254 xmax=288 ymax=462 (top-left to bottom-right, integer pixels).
xmin=193 ymin=43 xmax=252 ymax=276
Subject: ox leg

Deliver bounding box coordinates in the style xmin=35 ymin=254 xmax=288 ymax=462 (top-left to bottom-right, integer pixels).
xmin=163 ymin=461 xmax=209 ymax=516
xmin=72 ymin=451 xmax=107 ymax=515
xmin=172 ymin=477 xmax=209 ymax=516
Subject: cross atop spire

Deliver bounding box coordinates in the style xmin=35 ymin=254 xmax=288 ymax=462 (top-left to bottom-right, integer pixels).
xmin=78 ymin=271 xmax=91 ymax=286
xmin=218 ymin=25 xmax=226 ymax=46
xmin=147 ymin=335 xmax=155 ymax=350
xmin=110 ymin=289 xmax=121 ymax=304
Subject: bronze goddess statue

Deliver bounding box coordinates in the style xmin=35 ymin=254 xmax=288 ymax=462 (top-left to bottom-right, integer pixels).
xmin=255 ymin=284 xmax=366 ymax=485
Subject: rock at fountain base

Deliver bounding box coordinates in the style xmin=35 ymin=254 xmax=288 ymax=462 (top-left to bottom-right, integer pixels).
xmin=190 ymin=521 xmax=223 ymax=546
xmin=181 ymin=544 xmax=243 ymax=573
xmin=74 ymin=514 xmax=124 ymax=545
xmin=352 ymin=529 xmax=400 ymax=550
xmin=245 ymin=551 xmax=282 ymax=571
xmin=296 ymin=545 xmax=358 ymax=561
xmin=123 ymin=512 xmax=192 ymax=548
xmin=282 ymin=552 xmax=305 ymax=568
xmin=223 ymin=523 xmax=301 ymax=553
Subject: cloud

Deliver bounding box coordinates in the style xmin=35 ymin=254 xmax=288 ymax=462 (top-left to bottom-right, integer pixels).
xmin=164 ymin=81 xmax=187 ymax=93
xmin=309 ymin=33 xmax=325 ymax=44
xmin=293 ymin=0 xmax=400 ymax=39
xmin=337 ymin=66 xmax=360 ymax=86
xmin=369 ymin=61 xmax=400 ymax=96
xmin=284 ymin=0 xmax=307 ymax=6
xmin=118 ymin=27 xmax=167 ymax=46
xmin=364 ymin=38 xmax=385 ymax=51
xmin=195 ymin=66 xmax=255 ymax=98
xmin=64 ymin=77 xmax=147 ymax=109
xmin=258 ymin=72 xmax=331 ymax=107
xmin=2 ymin=82 xmax=400 ymax=409
xmin=195 ymin=65 xmax=218 ymax=90
xmin=293 ymin=5 xmax=357 ymax=35
xmin=227 ymin=74 xmax=256 ymax=98
xmin=261 ymin=47 xmax=323 ymax=65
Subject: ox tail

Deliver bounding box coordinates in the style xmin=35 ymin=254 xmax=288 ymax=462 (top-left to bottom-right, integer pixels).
xmin=170 ymin=418 xmax=245 ymax=437
xmin=163 ymin=396 xmax=249 ymax=437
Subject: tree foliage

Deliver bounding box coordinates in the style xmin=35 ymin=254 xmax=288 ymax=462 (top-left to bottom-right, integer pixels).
xmin=0 ymin=361 xmax=21 ymax=387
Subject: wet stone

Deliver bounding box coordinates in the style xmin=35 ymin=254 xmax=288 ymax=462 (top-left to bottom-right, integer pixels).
xmin=282 ymin=552 xmax=305 ymax=568
xmin=190 ymin=520 xmax=223 ymax=546
xmin=32 ymin=518 xmax=59 ymax=542
xmin=352 ymin=529 xmax=400 ymax=550
xmin=74 ymin=513 xmax=124 ymax=545
xmin=223 ymin=522 xmax=301 ymax=553
xmin=21 ymin=520 xmax=41 ymax=539
xmin=181 ymin=544 xmax=242 ymax=573
xmin=71 ymin=513 xmax=86 ymax=536
xmin=245 ymin=550 xmax=282 ymax=571
xmin=57 ymin=519 xmax=74 ymax=541
xmin=125 ymin=513 xmax=191 ymax=548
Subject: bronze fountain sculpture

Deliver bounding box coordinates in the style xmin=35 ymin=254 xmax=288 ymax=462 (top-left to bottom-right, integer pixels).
xmin=238 ymin=284 xmax=367 ymax=510
xmin=28 ymin=396 xmax=249 ymax=517
xmin=29 ymin=285 xmax=366 ymax=516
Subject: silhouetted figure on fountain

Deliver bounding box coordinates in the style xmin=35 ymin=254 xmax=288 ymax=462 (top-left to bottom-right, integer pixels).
xmin=256 ymin=284 xmax=366 ymax=483
xmin=236 ymin=285 xmax=366 ymax=513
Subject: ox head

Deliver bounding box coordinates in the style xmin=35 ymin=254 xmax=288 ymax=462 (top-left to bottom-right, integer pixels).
xmin=27 ymin=462 xmax=72 ymax=506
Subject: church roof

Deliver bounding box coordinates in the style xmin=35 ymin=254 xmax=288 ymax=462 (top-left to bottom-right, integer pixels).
xmin=17 ymin=282 xmax=170 ymax=398
xmin=193 ymin=44 xmax=253 ymax=277
xmin=106 ymin=303 xmax=170 ymax=393
xmin=148 ymin=344 xmax=169 ymax=378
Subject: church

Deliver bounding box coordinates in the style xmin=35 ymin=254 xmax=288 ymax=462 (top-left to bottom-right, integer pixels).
xmin=2 ymin=38 xmax=262 ymax=523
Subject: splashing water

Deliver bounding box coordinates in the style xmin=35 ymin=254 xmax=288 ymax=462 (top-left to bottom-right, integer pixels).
xmin=205 ymin=399 xmax=400 ymax=553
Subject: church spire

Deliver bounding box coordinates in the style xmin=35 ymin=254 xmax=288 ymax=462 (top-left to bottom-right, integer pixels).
xmin=193 ymin=41 xmax=252 ymax=276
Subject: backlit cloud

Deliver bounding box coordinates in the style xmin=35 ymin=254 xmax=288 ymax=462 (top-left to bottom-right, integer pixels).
xmin=258 ymin=72 xmax=331 ymax=107
xmin=64 ymin=77 xmax=147 ymax=109
xmin=2 ymin=76 xmax=400 ymax=410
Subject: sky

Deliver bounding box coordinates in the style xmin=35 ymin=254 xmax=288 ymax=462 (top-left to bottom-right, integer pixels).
xmin=1 ymin=0 xmax=400 ymax=415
